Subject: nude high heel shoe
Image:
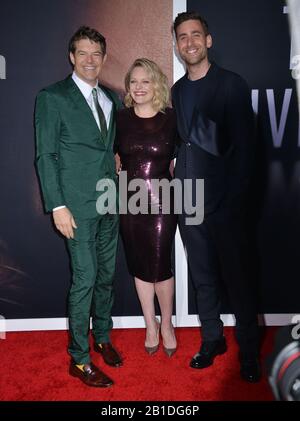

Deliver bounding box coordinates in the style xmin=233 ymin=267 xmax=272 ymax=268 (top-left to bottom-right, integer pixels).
xmin=162 ymin=324 xmax=177 ymax=357
xmin=145 ymin=319 xmax=160 ymax=355
xmin=163 ymin=345 xmax=177 ymax=357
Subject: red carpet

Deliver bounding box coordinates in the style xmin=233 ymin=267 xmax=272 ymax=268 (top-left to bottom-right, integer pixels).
xmin=0 ymin=327 xmax=276 ymax=401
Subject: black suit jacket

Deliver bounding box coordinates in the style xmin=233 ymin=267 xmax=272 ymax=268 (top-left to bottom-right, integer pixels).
xmin=172 ymin=62 xmax=255 ymax=219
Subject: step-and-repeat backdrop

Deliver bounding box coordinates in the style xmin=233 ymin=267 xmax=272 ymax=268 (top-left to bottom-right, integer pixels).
xmin=0 ymin=0 xmax=298 ymax=329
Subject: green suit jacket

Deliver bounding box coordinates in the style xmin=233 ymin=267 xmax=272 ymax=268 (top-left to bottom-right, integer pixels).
xmin=35 ymin=75 xmax=122 ymax=218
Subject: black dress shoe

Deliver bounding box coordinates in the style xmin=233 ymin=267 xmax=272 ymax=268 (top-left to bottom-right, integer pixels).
xmin=69 ymin=361 xmax=113 ymax=387
xmin=190 ymin=337 xmax=227 ymax=369
xmin=94 ymin=342 xmax=123 ymax=367
xmin=240 ymin=357 xmax=261 ymax=383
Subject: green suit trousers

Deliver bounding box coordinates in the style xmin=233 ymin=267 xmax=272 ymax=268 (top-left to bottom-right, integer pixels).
xmin=67 ymin=212 xmax=119 ymax=364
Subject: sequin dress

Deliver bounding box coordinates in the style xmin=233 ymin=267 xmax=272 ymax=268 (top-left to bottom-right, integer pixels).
xmin=115 ymin=107 xmax=178 ymax=282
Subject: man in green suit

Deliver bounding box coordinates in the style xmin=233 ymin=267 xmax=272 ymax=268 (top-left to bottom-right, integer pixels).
xmin=35 ymin=26 xmax=122 ymax=388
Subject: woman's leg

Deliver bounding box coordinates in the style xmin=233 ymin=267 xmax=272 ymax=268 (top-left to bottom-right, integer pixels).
xmin=135 ymin=277 xmax=159 ymax=347
xmin=155 ymin=277 xmax=177 ymax=350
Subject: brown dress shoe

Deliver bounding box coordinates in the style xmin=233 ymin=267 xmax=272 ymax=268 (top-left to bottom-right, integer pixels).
xmin=69 ymin=362 xmax=113 ymax=387
xmin=94 ymin=342 xmax=123 ymax=367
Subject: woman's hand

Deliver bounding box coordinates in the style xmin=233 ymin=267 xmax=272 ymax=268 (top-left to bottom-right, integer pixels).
xmin=115 ymin=153 xmax=122 ymax=174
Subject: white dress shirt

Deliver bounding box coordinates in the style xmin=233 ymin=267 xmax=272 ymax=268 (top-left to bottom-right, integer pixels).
xmin=53 ymin=72 xmax=112 ymax=212
xmin=72 ymin=71 xmax=112 ymax=129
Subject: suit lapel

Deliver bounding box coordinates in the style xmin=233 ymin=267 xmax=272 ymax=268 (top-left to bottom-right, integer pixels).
xmin=173 ymin=79 xmax=190 ymax=142
xmin=176 ymin=63 xmax=219 ymax=141
xmin=99 ymin=84 xmax=116 ymax=145
xmin=100 ymin=84 xmax=116 ymax=132
xmin=64 ymin=76 xmax=104 ymax=142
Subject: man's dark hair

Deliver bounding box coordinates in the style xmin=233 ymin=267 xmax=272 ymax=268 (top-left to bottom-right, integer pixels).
xmin=173 ymin=11 xmax=209 ymax=37
xmin=68 ymin=26 xmax=106 ymax=55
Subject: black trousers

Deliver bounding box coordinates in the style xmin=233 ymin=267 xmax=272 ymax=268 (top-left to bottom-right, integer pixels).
xmin=178 ymin=211 xmax=259 ymax=356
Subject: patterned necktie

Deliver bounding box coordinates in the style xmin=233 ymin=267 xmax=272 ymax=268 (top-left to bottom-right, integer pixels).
xmin=92 ymin=88 xmax=108 ymax=138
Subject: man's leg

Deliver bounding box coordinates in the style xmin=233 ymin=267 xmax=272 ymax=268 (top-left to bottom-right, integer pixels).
xmin=67 ymin=216 xmax=99 ymax=365
xmin=92 ymin=213 xmax=119 ymax=343
xmin=179 ymin=216 xmax=226 ymax=368
xmin=209 ymin=215 xmax=261 ymax=381
xmin=179 ymin=216 xmax=223 ymax=342
xmin=209 ymin=216 xmax=259 ymax=355
xmin=91 ymin=213 xmax=122 ymax=367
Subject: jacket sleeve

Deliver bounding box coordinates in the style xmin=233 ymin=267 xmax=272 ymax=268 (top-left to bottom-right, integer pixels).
xmin=108 ymin=89 xmax=123 ymax=154
xmin=223 ymin=75 xmax=255 ymax=210
xmin=35 ymin=90 xmax=65 ymax=212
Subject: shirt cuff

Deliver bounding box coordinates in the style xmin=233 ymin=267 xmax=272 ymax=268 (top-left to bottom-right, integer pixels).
xmin=53 ymin=205 xmax=66 ymax=211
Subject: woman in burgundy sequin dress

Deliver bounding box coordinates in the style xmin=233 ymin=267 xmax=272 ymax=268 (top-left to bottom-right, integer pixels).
xmin=115 ymin=58 xmax=178 ymax=356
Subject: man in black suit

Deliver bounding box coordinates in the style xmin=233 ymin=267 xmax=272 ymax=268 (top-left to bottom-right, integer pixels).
xmin=172 ymin=11 xmax=261 ymax=382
